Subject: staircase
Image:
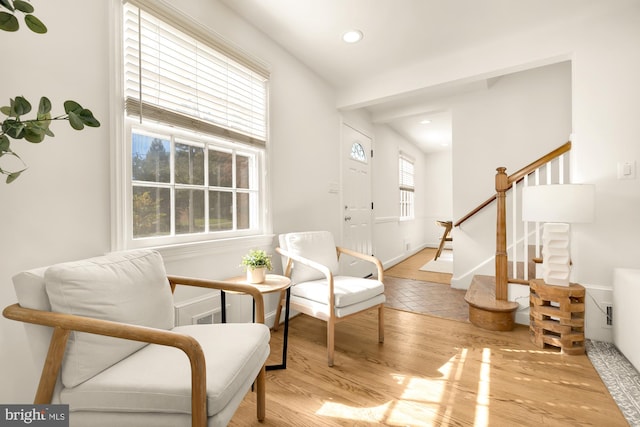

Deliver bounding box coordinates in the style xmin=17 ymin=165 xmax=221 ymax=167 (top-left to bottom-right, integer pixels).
xmin=459 ymin=141 xmax=572 ymax=331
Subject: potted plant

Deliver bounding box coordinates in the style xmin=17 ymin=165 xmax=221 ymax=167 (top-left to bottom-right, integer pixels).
xmin=240 ymin=249 xmax=272 ymax=284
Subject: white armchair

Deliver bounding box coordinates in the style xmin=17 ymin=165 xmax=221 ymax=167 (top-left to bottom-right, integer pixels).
xmin=3 ymin=250 xmax=269 ymax=427
xmin=274 ymin=231 xmax=385 ymax=366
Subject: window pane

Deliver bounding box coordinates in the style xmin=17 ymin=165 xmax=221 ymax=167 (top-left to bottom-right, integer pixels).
xmin=400 ymin=189 xmax=415 ymax=219
xmin=132 ymin=186 xmax=170 ymax=237
xmin=209 ymin=149 xmax=232 ymax=187
xmin=237 ymin=192 xmax=250 ymax=229
xmin=175 ymin=189 xmax=205 ymax=234
xmin=175 ymin=143 xmax=204 ymax=185
xmin=209 ymin=190 xmax=233 ymax=231
xmin=350 ymin=142 xmax=366 ymax=162
xmin=132 ymin=134 xmax=170 ymax=183
xmin=236 ymin=155 xmax=250 ymax=189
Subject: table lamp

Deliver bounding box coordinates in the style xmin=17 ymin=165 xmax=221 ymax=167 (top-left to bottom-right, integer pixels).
xmin=522 ymin=184 xmax=595 ymax=286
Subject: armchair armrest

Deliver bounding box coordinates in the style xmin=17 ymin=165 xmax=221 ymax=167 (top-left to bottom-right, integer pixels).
xmin=275 ymin=247 xmax=335 ymax=305
xmin=167 ymin=275 xmax=266 ymax=323
xmin=2 ymin=303 xmax=207 ymax=426
xmin=336 ymin=247 xmax=384 ymax=281
xmin=275 ymin=247 xmax=334 ymax=280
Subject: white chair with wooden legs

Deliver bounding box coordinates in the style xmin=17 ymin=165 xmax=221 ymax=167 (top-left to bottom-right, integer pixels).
xmin=274 ymin=231 xmax=385 ymax=367
xmin=3 ymin=249 xmax=270 ymax=427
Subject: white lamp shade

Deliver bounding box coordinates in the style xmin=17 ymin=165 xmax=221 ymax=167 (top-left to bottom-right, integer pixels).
xmin=522 ymin=184 xmax=595 ymax=224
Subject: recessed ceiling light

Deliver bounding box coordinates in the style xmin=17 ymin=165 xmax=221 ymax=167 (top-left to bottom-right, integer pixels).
xmin=342 ymin=30 xmax=363 ymax=44
xmin=420 ymin=119 xmax=431 ymax=124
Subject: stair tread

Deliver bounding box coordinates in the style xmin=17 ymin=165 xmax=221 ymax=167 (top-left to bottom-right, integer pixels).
xmin=464 ymin=275 xmax=519 ymax=312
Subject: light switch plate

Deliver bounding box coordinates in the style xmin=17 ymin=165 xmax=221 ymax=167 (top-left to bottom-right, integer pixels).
xmin=617 ymin=161 xmax=636 ymax=180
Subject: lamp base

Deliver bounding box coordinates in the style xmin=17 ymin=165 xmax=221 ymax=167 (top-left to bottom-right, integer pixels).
xmin=541 ymin=222 xmax=571 ymax=286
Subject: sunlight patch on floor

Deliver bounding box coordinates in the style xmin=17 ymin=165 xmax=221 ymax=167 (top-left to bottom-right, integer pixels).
xmin=315 ymin=401 xmax=391 ymax=423
xmin=474 ymin=348 xmax=491 ymax=427
xmin=316 ymin=349 xmax=473 ymax=426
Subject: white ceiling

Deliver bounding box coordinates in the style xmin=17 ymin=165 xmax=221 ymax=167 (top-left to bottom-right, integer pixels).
xmin=219 ymin=0 xmax=608 ymax=152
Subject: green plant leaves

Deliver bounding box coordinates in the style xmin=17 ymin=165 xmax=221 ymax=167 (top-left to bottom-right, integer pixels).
xmin=1 ymin=96 xmax=32 ymax=118
xmin=0 ymin=0 xmax=15 ymax=11
xmin=63 ymin=100 xmax=81 ymax=113
xmin=2 ymin=119 xmax=23 ymax=139
xmin=13 ymin=0 xmax=33 ymax=13
xmin=1 ymin=95 xmax=100 ymax=182
xmin=6 ymin=170 xmax=22 ymax=183
xmin=64 ymin=100 xmax=101 ymax=130
xmin=24 ymin=14 xmax=45 ymax=33
xmin=12 ymin=96 xmax=31 ymax=117
xmin=78 ymin=109 xmax=100 ymax=127
xmin=38 ymin=96 xmax=51 ymax=116
xmin=0 ymin=0 xmax=46 ymax=33
xmin=0 ymin=134 xmax=10 ymax=152
xmin=0 ymin=11 xmax=18 ymax=31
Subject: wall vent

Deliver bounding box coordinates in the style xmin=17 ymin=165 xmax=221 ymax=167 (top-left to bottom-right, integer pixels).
xmin=174 ymin=292 xmax=223 ymax=326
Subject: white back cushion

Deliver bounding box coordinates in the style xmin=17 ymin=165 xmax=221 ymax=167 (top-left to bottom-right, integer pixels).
xmin=44 ymin=250 xmax=174 ymax=388
xmin=282 ymin=231 xmax=339 ymax=283
xmin=12 ymin=267 xmax=54 ymax=373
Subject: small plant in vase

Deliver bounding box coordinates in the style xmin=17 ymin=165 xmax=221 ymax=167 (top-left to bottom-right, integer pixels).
xmin=240 ymin=249 xmax=272 ymax=284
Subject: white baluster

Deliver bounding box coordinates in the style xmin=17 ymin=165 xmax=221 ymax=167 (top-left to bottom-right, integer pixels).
xmin=512 ymin=180 xmax=517 ymax=279
xmin=523 ymin=174 xmax=529 ymax=281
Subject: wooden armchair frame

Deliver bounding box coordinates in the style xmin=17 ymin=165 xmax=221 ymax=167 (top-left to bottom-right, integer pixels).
xmin=274 ymin=245 xmax=384 ymax=366
xmin=3 ymin=275 xmax=267 ymax=427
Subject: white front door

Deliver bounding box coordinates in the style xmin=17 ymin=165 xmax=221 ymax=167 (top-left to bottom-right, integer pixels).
xmin=341 ymin=123 xmax=374 ymax=278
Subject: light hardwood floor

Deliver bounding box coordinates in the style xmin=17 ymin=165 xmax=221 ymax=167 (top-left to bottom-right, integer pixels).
xmin=385 ymin=248 xmax=452 ymax=284
xmin=231 ymin=307 xmax=627 ymax=426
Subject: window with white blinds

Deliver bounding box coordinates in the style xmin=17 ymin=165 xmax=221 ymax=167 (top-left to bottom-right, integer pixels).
xmin=399 ymin=155 xmax=415 ymax=219
xmin=123 ymin=1 xmax=268 ymax=146
xmin=119 ymin=1 xmax=270 ymax=247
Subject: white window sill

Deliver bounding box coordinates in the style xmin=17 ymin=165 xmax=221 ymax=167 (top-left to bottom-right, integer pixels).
xmin=144 ymin=234 xmax=275 ymax=263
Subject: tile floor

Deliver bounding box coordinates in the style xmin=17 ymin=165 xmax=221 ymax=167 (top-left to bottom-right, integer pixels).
xmin=383 ymin=276 xmax=469 ymax=322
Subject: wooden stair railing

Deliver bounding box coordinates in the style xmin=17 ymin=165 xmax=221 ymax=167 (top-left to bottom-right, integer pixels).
xmin=495 ymin=141 xmax=571 ymax=299
xmin=459 ymin=141 xmax=572 ymax=331
xmin=455 ymin=141 xmax=572 ymax=228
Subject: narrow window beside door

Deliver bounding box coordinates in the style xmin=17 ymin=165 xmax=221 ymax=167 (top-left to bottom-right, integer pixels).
xmin=399 ymin=154 xmax=415 ymax=219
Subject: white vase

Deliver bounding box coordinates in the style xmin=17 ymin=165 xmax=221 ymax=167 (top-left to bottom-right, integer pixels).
xmin=247 ymin=267 xmax=267 ymax=284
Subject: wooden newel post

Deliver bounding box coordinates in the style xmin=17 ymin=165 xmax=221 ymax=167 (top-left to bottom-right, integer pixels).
xmin=495 ymin=167 xmax=509 ymax=301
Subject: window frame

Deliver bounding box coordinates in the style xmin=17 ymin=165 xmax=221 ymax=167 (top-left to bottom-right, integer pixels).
xmin=399 ymin=153 xmax=415 ymax=220
xmin=111 ymin=0 xmax=272 ymax=252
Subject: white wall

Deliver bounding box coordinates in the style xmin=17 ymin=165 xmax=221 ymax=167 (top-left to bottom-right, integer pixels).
xmin=372 ymin=125 xmax=428 ymax=267
xmin=424 ymin=150 xmax=453 ymax=247
xmin=0 ymin=0 xmax=340 ymax=403
xmin=0 ymin=0 xmax=112 ymax=404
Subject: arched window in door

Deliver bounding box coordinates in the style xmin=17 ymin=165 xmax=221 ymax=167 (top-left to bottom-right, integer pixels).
xmin=350 ymin=142 xmax=367 ymax=163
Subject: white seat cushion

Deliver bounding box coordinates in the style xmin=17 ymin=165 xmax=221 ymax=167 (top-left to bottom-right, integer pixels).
xmin=291 ymin=293 xmax=386 ymax=319
xmin=292 ymin=276 xmax=384 ymax=307
xmin=59 ymin=323 xmax=270 ymax=417
xmin=44 ymin=250 xmax=175 ymax=388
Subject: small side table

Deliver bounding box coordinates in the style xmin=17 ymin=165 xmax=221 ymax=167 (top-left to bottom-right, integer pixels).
xmin=529 ymin=279 xmax=585 ymax=355
xmin=221 ymin=274 xmax=292 ymax=370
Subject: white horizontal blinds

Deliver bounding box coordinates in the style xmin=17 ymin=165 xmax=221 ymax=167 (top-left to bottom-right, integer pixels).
xmin=123 ymin=2 xmax=268 ymax=146
xmin=399 ymin=154 xmax=415 ymax=218
xmin=399 ymin=155 xmax=415 ymax=192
